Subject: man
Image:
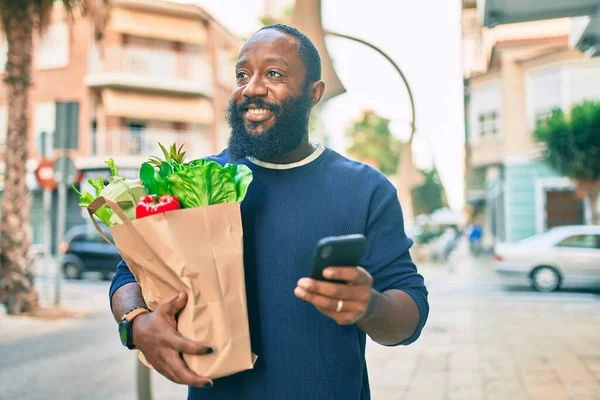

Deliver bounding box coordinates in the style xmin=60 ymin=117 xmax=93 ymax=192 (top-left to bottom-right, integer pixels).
xmin=110 ymin=24 xmax=428 ymax=400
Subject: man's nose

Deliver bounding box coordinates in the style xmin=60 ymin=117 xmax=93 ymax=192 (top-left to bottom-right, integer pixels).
xmin=242 ymin=75 xmax=268 ymax=99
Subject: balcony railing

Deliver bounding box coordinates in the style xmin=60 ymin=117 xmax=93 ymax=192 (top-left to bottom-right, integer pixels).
xmin=92 ymin=129 xmax=214 ymax=159
xmin=86 ymin=46 xmax=215 ymax=96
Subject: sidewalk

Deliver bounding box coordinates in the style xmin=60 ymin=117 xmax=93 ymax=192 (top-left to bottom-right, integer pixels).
xmin=0 ymin=259 xmax=110 ymax=343
xmin=366 ymin=243 xmax=600 ymax=399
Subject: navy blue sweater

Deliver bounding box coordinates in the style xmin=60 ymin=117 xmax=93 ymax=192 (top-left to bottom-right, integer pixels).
xmin=109 ymin=146 xmax=429 ymax=400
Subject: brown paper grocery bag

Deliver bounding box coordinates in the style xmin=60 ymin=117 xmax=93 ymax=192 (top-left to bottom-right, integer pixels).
xmin=88 ymin=197 xmax=256 ymax=379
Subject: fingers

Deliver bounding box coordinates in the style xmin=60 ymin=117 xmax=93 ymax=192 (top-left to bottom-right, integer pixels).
xmin=296 ymin=278 xmax=370 ymax=302
xmin=160 ymin=351 xmax=213 ymax=388
xmin=163 ymin=292 xmax=188 ymax=318
xmin=316 ymin=307 xmax=361 ymax=326
xmin=170 ymin=333 xmax=213 ymax=356
xmin=294 ymin=286 xmax=367 ymax=315
xmin=322 ymin=266 xmax=373 ymax=285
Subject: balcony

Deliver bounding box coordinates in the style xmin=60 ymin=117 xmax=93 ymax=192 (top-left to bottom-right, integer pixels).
xmin=90 ymin=129 xmax=214 ymax=162
xmin=479 ymin=0 xmax=600 ymax=27
xmin=85 ymin=46 xmax=215 ymax=97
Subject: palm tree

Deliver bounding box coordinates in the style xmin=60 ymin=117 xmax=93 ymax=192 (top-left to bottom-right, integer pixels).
xmin=0 ymin=1 xmax=109 ymax=315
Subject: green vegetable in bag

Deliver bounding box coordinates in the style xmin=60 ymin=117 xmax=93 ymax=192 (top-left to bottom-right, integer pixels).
xmin=73 ymin=158 xmax=147 ymax=226
xmin=99 ymin=160 xmax=146 ymax=225
xmin=139 ymin=143 xmax=253 ymax=208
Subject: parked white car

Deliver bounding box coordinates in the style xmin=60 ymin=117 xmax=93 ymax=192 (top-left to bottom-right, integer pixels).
xmin=494 ymin=225 xmax=600 ymax=292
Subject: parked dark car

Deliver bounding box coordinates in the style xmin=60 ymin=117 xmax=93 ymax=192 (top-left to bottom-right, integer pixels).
xmin=59 ymin=224 xmax=122 ymax=280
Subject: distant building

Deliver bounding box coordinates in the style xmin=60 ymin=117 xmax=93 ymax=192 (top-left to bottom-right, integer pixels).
xmin=0 ymin=0 xmax=241 ymax=248
xmin=462 ymin=1 xmax=600 ymax=246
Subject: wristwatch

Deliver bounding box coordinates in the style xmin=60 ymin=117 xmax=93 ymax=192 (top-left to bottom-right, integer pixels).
xmin=118 ymin=307 xmax=150 ymax=349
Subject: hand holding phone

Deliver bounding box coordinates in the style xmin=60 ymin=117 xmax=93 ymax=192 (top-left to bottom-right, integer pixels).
xmin=310 ymin=234 xmax=367 ymax=283
xmin=297 ymin=234 xmax=372 ymax=325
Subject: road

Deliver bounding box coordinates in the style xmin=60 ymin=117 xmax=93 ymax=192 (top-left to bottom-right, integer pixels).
xmin=0 ymin=247 xmax=599 ymax=399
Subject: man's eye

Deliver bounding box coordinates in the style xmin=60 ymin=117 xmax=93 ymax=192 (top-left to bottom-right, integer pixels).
xmin=267 ymin=71 xmax=282 ymax=77
xmin=236 ymin=72 xmax=248 ymax=80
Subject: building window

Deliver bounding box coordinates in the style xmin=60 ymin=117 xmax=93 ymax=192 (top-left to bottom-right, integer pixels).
xmin=478 ymin=111 xmax=499 ymax=138
xmin=0 ymin=106 xmax=7 ymax=145
xmin=0 ymin=38 xmax=6 ymax=72
xmin=34 ymin=102 xmax=56 ymax=155
xmin=36 ymin=21 xmax=69 ymax=69
xmin=91 ymin=119 xmax=98 ymax=156
xmin=218 ymin=48 xmax=235 ymax=87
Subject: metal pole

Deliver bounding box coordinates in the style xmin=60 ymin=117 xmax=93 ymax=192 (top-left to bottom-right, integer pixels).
xmin=137 ymin=357 xmax=153 ymax=400
xmin=324 ymin=31 xmax=419 ymax=226
xmin=43 ymin=188 xmax=52 ymax=302
xmin=54 ymin=155 xmax=66 ymax=307
xmin=324 ymin=31 xmax=416 ymax=144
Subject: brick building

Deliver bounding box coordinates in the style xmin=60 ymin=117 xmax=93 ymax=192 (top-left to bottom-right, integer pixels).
xmin=0 ymin=0 xmax=241 ymax=247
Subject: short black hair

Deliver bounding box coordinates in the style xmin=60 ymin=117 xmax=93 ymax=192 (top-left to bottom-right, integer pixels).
xmin=257 ymin=24 xmax=322 ymax=85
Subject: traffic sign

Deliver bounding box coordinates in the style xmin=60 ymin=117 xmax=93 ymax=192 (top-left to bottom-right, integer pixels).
xmin=35 ymin=157 xmax=57 ymax=190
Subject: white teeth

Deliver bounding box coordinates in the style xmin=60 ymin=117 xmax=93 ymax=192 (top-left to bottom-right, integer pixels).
xmin=248 ymin=108 xmax=268 ymax=115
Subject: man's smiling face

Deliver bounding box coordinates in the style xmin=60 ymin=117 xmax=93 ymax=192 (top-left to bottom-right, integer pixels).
xmin=226 ymin=28 xmax=325 ymax=161
xmin=232 ymin=29 xmax=307 ymax=135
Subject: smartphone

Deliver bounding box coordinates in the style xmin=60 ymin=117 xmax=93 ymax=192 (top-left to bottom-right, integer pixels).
xmin=310 ymin=234 xmax=367 ymax=282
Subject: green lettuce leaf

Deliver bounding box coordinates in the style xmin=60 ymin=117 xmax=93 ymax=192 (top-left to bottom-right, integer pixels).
xmin=167 ymin=166 xmax=210 ymax=208
xmin=224 ymin=163 xmax=253 ymax=202
xmin=206 ymin=162 xmax=237 ymax=205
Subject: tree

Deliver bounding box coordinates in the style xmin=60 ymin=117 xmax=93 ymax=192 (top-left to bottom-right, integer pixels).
xmin=346 ymin=109 xmax=403 ymax=176
xmin=534 ymin=101 xmax=600 ymax=225
xmin=411 ymin=168 xmax=448 ymax=216
xmin=0 ymin=1 xmax=108 ymax=314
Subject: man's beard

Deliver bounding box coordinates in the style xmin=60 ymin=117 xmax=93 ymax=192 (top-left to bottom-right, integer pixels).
xmin=226 ymin=92 xmax=313 ymax=161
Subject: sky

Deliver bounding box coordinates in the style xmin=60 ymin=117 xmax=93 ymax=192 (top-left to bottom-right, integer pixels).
xmin=179 ymin=0 xmax=465 ymax=210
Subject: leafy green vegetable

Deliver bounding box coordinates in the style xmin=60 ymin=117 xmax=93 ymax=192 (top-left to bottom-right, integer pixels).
xmin=73 ymin=158 xmax=147 ymax=227
xmin=72 ymin=184 xmax=112 ymax=226
xmin=205 ymin=162 xmax=238 ymax=204
xmin=138 ymin=143 xmax=254 ymax=209
xmin=164 ymin=161 xmax=252 ymax=208
xmin=88 ymin=177 xmax=105 ymax=196
xmin=167 ymin=167 xmax=210 ymax=208
xmin=106 ymin=158 xmax=119 ymax=177
xmin=224 ymin=163 xmax=253 ymax=202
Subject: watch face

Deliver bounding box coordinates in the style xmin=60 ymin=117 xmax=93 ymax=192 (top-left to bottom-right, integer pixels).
xmin=119 ymin=321 xmax=131 ymax=347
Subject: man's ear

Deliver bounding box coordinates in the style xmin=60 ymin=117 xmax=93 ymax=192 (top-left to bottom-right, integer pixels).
xmin=310 ymin=80 xmax=326 ymax=106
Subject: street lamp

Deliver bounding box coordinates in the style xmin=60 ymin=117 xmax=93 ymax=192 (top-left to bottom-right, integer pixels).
xmin=323 ymin=31 xmax=422 ymax=226
xmin=289 ymin=0 xmax=422 ymax=225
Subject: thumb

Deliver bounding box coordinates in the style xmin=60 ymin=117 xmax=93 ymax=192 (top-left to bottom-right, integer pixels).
xmin=164 ymin=292 xmax=187 ymax=317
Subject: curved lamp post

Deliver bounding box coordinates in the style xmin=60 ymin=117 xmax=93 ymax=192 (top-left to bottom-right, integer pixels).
xmin=323 ymin=31 xmax=417 ymax=146
xmin=322 ymin=30 xmax=423 ymax=226
xmin=290 ymin=0 xmax=422 ymax=225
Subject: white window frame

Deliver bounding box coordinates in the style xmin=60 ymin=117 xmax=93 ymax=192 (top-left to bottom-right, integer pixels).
xmin=477 ymin=110 xmax=500 ymax=140
xmin=0 ymin=106 xmax=7 ymax=145
xmin=35 ymin=21 xmax=69 ymax=70
xmin=34 ymin=102 xmax=56 ymax=155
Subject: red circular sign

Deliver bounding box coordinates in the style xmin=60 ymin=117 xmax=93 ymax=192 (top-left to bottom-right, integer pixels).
xmin=35 ymin=158 xmax=57 ymax=190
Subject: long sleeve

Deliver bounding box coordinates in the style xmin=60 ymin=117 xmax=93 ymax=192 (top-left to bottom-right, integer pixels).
xmin=108 ymin=259 xmax=137 ymax=310
xmin=361 ymin=187 xmax=429 ymax=345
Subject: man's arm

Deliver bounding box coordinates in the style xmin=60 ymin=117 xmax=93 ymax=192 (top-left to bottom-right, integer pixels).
xmin=295 ymin=267 xmax=423 ymax=346
xmin=357 ymin=289 xmax=420 ymax=345
xmin=111 ymin=282 xmax=147 ymax=323
xmin=295 ymin=185 xmax=428 ymax=345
